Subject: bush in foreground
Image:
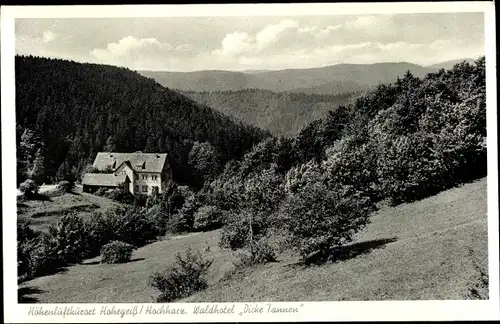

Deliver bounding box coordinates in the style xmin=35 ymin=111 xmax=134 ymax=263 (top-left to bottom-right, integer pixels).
xmin=105 ymin=188 xmax=136 ymax=204
xmin=57 ymin=180 xmax=75 ymax=193
xmin=280 ymin=161 xmax=374 ymax=264
xmin=19 ymin=179 xmax=39 ymax=198
xmin=17 ymin=218 xmax=40 ymax=280
xmin=49 ymin=213 xmax=89 ymax=265
xmin=94 ymin=188 xmax=107 ymax=196
xmin=193 ymin=205 xmax=223 ymax=231
xmin=19 ymin=232 xmax=64 ymax=280
xmin=234 ymin=237 xmax=277 ymax=267
xmin=149 ymin=248 xmax=213 ymax=302
xmin=100 ymin=241 xmax=135 ymax=264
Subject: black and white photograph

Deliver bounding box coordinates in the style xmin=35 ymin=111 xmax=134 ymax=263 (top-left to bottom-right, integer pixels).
xmin=2 ymin=2 xmax=498 ymax=322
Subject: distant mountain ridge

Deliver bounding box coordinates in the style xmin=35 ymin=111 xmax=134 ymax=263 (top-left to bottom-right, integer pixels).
xmin=138 ymin=59 xmax=475 ymax=95
xmin=426 ymin=58 xmax=477 ymax=70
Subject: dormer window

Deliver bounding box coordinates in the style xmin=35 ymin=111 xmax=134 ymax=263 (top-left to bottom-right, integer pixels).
xmin=135 ymin=161 xmax=146 ymax=170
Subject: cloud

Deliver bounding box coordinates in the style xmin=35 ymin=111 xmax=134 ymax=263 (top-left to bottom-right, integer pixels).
xmin=14 ymin=14 xmax=485 ymax=71
xmin=16 ymin=29 xmax=58 ymax=49
xmin=205 ymin=38 xmax=483 ymax=71
xmin=89 ymin=36 xmax=193 ymax=68
xmin=298 ymin=26 xmax=317 ymax=33
xmin=315 ymin=24 xmax=343 ymax=39
xmin=90 ymin=36 xmax=169 ymax=60
xmin=212 ymin=19 xmax=301 ymax=57
xmin=255 ymin=19 xmax=298 ymax=51
xmin=42 ymin=30 xmax=58 ymax=43
xmin=215 ymin=32 xmax=253 ymax=57
xmin=346 ymin=15 xmax=381 ymax=29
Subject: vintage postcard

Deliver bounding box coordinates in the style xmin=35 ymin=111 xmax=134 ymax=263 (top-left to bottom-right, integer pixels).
xmin=1 ymin=2 xmax=498 ymax=322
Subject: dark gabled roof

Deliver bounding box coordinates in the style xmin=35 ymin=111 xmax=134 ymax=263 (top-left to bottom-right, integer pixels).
xmin=82 ymin=173 xmax=128 ymax=187
xmin=93 ymin=152 xmax=167 ymax=173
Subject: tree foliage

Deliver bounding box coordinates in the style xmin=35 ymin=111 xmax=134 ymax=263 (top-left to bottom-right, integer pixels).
xmin=16 ymin=55 xmax=269 ymax=187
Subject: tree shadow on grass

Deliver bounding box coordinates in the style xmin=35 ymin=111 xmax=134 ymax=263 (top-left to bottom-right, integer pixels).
xmin=305 ymin=237 xmax=399 ymax=266
xmin=18 ymin=286 xmax=46 ymax=303
xmin=83 ymin=257 xmax=146 ymax=266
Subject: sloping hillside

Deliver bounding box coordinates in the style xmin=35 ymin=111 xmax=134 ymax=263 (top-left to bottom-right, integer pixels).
xmin=18 ymin=178 xmax=488 ymax=303
xmin=183 ymin=178 xmax=488 ymax=302
xmin=15 ymin=56 xmax=269 ymax=186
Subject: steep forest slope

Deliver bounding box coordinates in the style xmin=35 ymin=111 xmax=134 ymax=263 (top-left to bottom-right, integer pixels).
xmin=15 ymin=56 xmax=269 ymax=187
xmin=181 ymin=89 xmax=356 ymax=136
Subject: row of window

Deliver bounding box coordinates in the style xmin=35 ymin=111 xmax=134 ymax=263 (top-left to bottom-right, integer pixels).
xmin=134 ymin=185 xmax=159 ymax=193
xmin=119 ymin=170 xmax=159 ymax=181
xmin=134 ymin=174 xmax=158 ymax=181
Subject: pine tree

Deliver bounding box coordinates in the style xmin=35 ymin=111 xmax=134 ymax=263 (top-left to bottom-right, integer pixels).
xmin=103 ymin=136 xmax=116 ymax=152
xmin=28 ymin=148 xmax=45 ymax=184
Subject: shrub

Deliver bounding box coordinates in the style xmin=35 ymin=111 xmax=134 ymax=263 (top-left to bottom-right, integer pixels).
xmin=49 ymin=213 xmax=89 ymax=265
xmin=219 ymin=216 xmax=247 ymax=250
xmin=83 ymin=210 xmax=118 ymax=258
xmin=193 ymin=205 xmax=223 ymax=231
xmin=249 ymin=238 xmax=277 ymax=264
xmin=17 ymin=218 xmax=40 ymax=280
xmin=113 ymin=207 xmax=159 ymax=247
xmin=234 ymin=238 xmax=277 ymax=267
xmin=17 ymin=218 xmax=38 ymax=243
xmin=219 ymin=209 xmax=269 ymax=250
xmin=21 ymin=232 xmax=64 ymax=280
xmin=105 ymin=188 xmax=135 ymax=204
xmin=165 ymin=211 xmax=192 ymax=234
xmin=100 ymin=241 xmax=135 ymax=264
xmin=145 ymin=204 xmax=169 ymax=236
xmin=57 ymin=180 xmax=75 ymax=193
xmin=83 ymin=207 xmax=159 ymax=258
xmin=323 ymin=135 xmax=380 ymax=201
xmin=217 ymin=165 xmax=284 ymax=252
xmin=19 ymin=179 xmax=39 ymax=198
xmin=94 ymin=188 xmax=107 ymax=196
xmin=149 ymin=248 xmax=213 ymax=302
xmin=280 ymin=161 xmax=374 ymax=264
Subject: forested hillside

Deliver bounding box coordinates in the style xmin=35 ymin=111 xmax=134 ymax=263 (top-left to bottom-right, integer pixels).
xmin=182 ymin=89 xmax=356 ymax=136
xmin=186 ymin=57 xmax=486 ymax=266
xmin=15 ymin=56 xmax=269 ymax=187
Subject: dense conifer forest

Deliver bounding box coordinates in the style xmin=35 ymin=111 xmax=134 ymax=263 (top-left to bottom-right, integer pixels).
xmin=15 ymin=55 xmax=269 ymax=187
xmin=182 ymin=89 xmax=356 ymax=136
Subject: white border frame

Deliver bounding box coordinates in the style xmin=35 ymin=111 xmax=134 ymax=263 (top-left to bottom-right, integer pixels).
xmin=2 ymin=2 xmax=498 ymax=322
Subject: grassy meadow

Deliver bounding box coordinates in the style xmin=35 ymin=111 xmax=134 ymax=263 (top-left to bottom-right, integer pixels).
xmin=17 ymin=186 xmax=120 ymax=233
xmin=18 ymin=177 xmax=488 ymax=303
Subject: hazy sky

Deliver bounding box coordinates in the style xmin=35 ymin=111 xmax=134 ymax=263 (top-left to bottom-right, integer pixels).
xmin=15 ymin=13 xmax=485 ymax=72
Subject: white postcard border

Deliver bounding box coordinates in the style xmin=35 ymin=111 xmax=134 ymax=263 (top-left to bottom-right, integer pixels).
xmin=2 ymin=2 xmax=499 ymax=322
